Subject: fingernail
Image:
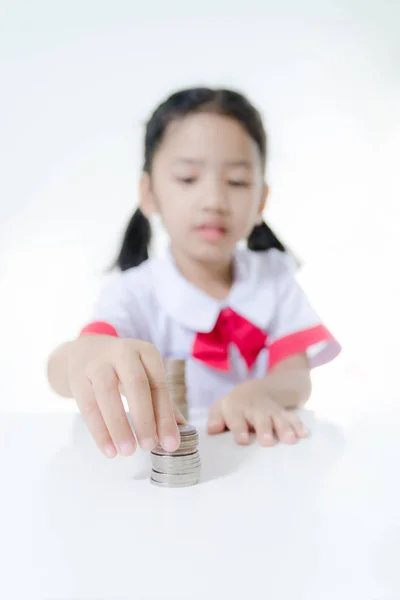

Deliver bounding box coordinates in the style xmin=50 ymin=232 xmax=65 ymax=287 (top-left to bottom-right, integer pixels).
xmin=141 ymin=437 xmax=156 ymax=450
xmin=238 ymin=432 xmax=249 ymax=444
xmin=208 ymin=420 xmax=223 ymax=429
xmin=104 ymin=443 xmax=117 ymax=458
xmin=162 ymin=436 xmax=179 ymax=452
xmin=262 ymin=433 xmax=274 ymax=444
xmin=119 ymin=440 xmax=135 ymax=456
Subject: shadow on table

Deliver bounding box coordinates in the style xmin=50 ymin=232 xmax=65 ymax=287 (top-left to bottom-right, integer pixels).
xmin=53 ymin=408 xmax=346 ymax=486
xmin=197 ymin=431 xmax=255 ymax=482
xmin=65 ymin=415 xmax=253 ymax=483
xmin=198 ymin=411 xmax=346 ymax=485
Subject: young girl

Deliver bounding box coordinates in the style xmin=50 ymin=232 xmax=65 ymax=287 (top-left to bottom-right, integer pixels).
xmin=47 ymin=87 xmax=341 ymax=459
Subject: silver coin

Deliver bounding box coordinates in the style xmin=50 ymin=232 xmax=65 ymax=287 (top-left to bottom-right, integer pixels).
xmin=151 ymin=450 xmax=200 ymax=462
xmin=178 ymin=440 xmax=199 ymax=449
xmin=151 ymin=453 xmax=200 ymax=465
xmin=178 ymin=424 xmax=197 ymax=436
xmin=152 ymin=459 xmax=201 ymax=473
xmin=150 ymin=477 xmax=199 ymax=488
xmin=151 ymin=471 xmax=201 ymax=485
xmin=178 ymin=436 xmax=199 ymax=444
xmin=179 ymin=433 xmax=197 ymax=439
xmin=150 ymin=466 xmax=202 ymax=476
xmin=153 ymin=464 xmax=201 ymax=475
xmin=151 ymin=446 xmax=197 ymax=456
xmin=151 ymin=468 xmax=200 ymax=481
xmin=153 ymin=436 xmax=198 ymax=449
xmin=179 ymin=431 xmax=198 ymax=438
xmin=151 ymin=456 xmax=201 ymax=469
xmin=175 ymin=441 xmax=199 ymax=450
xmin=174 ymin=438 xmax=199 ymax=447
xmin=151 ymin=449 xmax=197 ymax=458
xmin=151 ymin=449 xmax=199 ymax=457
xmin=152 ymin=442 xmax=198 ymax=452
xmin=150 ymin=461 xmax=200 ymax=471
xmin=151 ymin=454 xmax=201 ymax=465
xmin=169 ymin=438 xmax=199 ymax=449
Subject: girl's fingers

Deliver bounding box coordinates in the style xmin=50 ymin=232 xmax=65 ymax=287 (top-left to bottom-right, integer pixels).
xmin=271 ymin=413 xmax=297 ymax=445
xmin=140 ymin=346 xmax=180 ymax=452
xmin=207 ymin=402 xmax=226 ymax=435
xmin=224 ymin=410 xmax=250 ymax=445
xmin=71 ymin=372 xmax=117 ymax=458
xmin=252 ymin=411 xmax=275 ymax=447
xmin=116 ymin=350 xmax=158 ymax=450
xmin=88 ymin=361 xmax=137 ymax=456
xmin=285 ymin=410 xmax=309 ymax=439
xmin=173 ymin=404 xmax=187 ymax=425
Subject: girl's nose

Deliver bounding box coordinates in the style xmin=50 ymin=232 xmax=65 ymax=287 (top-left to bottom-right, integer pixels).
xmin=202 ymin=178 xmax=228 ymax=212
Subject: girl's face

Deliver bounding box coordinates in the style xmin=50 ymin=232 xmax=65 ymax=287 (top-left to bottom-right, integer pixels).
xmin=141 ymin=112 xmax=267 ymax=264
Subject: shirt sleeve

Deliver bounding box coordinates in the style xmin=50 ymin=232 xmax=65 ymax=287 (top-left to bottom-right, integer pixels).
xmin=267 ymin=254 xmax=341 ymax=369
xmin=79 ymin=271 xmax=150 ymax=341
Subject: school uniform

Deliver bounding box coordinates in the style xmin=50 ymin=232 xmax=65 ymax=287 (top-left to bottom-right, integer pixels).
xmin=81 ymin=248 xmax=341 ymax=409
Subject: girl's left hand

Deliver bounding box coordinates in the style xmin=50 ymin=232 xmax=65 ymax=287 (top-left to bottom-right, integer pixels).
xmin=207 ymin=379 xmax=309 ymax=446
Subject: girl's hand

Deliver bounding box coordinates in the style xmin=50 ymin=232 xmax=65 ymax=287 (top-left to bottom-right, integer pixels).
xmin=207 ymin=379 xmax=309 ymax=446
xmin=66 ymin=335 xmax=185 ymax=458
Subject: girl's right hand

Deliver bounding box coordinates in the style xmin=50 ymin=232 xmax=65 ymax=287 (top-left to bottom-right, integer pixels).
xmin=66 ymin=335 xmax=184 ymax=458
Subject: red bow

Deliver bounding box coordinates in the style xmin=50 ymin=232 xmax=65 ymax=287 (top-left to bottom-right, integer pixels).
xmin=192 ymin=308 xmax=267 ymax=371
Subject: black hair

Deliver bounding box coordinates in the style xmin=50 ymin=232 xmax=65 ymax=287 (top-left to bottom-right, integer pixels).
xmin=115 ymin=87 xmax=287 ymax=271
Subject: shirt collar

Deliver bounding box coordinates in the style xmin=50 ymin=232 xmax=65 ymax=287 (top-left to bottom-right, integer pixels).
xmin=150 ymin=248 xmax=273 ymax=333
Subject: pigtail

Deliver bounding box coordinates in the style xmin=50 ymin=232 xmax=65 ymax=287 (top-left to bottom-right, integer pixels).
xmin=115 ymin=208 xmax=151 ymax=271
xmin=247 ymin=221 xmax=302 ymax=268
xmin=247 ymin=221 xmax=286 ymax=253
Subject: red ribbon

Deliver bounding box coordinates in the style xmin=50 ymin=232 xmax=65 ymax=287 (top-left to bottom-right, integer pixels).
xmin=192 ymin=307 xmax=267 ymax=371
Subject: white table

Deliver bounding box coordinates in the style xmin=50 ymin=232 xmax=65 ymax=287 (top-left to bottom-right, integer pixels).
xmin=1 ymin=407 xmax=399 ymax=600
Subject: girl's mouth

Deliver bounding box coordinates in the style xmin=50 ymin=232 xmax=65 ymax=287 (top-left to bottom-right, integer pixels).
xmin=195 ymin=224 xmax=227 ymax=241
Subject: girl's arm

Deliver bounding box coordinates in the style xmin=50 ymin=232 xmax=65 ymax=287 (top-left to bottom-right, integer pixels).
xmin=47 ymin=340 xmax=74 ymax=398
xmin=47 ymin=332 xmax=183 ymax=457
xmin=261 ymin=353 xmax=312 ymax=409
xmin=207 ymin=354 xmax=312 ymax=445
xmin=47 ymin=335 xmax=120 ymax=399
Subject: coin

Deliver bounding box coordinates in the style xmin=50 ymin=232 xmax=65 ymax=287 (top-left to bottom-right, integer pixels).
xmin=150 ymin=451 xmax=200 ymax=464
xmin=151 ymin=463 xmax=201 ymax=476
xmin=150 ymin=359 xmax=200 ymax=488
xmin=151 ymin=458 xmax=201 ymax=470
xmin=178 ymin=424 xmax=197 ymax=436
xmin=149 ymin=424 xmax=201 ymax=486
xmin=151 ymin=458 xmax=201 ymax=474
xmin=163 ymin=359 xmax=188 ymax=421
xmin=151 ymin=448 xmax=198 ymax=458
xmin=150 ymin=478 xmax=199 ymax=488
xmin=151 ymin=471 xmax=201 ymax=485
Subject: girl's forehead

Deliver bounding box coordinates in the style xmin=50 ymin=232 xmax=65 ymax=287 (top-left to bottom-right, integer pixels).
xmin=157 ymin=112 xmax=260 ymax=162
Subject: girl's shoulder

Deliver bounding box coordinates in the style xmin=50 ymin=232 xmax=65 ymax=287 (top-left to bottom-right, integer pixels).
xmin=102 ymin=253 xmax=187 ymax=302
xmin=236 ymin=248 xmax=297 ymax=285
xmin=99 ymin=250 xmax=298 ymax=307
xmin=97 ymin=259 xmax=157 ymax=304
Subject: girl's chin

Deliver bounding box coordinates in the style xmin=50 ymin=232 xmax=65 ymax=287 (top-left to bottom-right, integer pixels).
xmin=188 ymin=241 xmax=236 ymax=262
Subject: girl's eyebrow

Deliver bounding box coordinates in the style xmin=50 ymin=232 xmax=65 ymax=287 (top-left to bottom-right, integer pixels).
xmin=224 ymin=160 xmax=252 ymax=168
xmin=173 ymin=158 xmax=252 ymax=168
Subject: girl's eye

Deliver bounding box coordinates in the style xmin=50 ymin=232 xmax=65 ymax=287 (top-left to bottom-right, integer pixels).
xmin=177 ymin=177 xmax=197 ymax=184
xmin=228 ymin=180 xmax=251 ymax=188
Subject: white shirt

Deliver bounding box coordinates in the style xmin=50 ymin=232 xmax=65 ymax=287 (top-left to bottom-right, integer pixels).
xmin=81 ymin=248 xmax=341 ymax=409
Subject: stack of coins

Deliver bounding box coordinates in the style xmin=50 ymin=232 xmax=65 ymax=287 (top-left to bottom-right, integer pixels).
xmin=163 ymin=358 xmax=188 ymax=421
xmin=150 ymin=424 xmax=201 ymax=487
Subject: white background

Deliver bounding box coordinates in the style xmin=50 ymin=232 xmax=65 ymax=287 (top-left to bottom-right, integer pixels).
xmin=0 ymin=0 xmax=399 ymax=414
